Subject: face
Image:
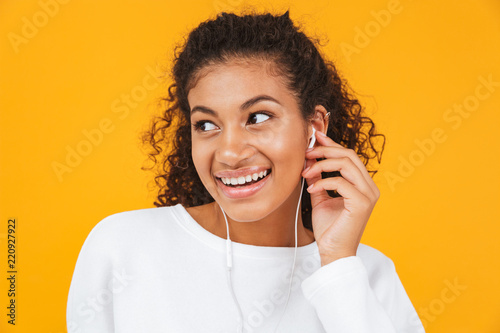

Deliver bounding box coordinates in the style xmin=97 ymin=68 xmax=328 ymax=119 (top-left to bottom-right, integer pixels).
xmin=187 ymin=59 xmax=311 ymax=222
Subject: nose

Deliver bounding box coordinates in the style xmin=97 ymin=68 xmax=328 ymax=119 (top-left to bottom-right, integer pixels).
xmin=215 ymin=127 xmax=255 ymax=167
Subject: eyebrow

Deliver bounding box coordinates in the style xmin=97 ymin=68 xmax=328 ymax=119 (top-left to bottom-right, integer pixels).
xmin=190 ymin=94 xmax=282 ymax=116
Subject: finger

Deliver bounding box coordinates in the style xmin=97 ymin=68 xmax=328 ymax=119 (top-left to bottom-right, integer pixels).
xmin=306 ymin=145 xmax=379 ymax=198
xmin=302 ymin=157 xmax=376 ymax=200
xmin=307 ymin=176 xmax=372 ymax=212
xmin=304 ymin=157 xmax=315 ymax=170
xmin=303 ymin=158 xmax=320 ymax=187
xmin=313 ymin=132 xmax=375 ymax=187
xmin=315 ymin=130 xmax=343 ymax=147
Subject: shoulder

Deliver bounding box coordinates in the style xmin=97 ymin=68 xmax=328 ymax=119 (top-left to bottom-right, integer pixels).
xmin=356 ymin=243 xmax=397 ymax=289
xmin=92 ymin=204 xmax=182 ymax=232
xmin=80 ymin=205 xmax=184 ymax=252
xmin=356 ymin=243 xmax=396 ymax=270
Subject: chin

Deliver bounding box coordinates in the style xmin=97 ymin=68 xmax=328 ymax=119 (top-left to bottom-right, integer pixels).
xmin=217 ymin=201 xmax=273 ymax=222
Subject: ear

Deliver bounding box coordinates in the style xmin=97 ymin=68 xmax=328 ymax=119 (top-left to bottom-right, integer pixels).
xmin=308 ymin=104 xmax=329 ymax=137
xmin=307 ymin=127 xmax=316 ymax=149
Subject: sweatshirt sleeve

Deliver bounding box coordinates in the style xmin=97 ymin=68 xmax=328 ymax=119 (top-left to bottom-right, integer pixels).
xmin=66 ymin=217 xmax=116 ymax=333
xmin=301 ymin=255 xmax=425 ymax=333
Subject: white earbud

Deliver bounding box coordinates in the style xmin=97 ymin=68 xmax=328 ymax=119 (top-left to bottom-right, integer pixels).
xmin=308 ymin=127 xmax=316 ymax=149
xmin=303 ymin=127 xmax=316 ymax=172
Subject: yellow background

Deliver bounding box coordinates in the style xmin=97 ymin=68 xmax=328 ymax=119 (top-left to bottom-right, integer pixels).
xmin=1 ymin=0 xmax=499 ymax=332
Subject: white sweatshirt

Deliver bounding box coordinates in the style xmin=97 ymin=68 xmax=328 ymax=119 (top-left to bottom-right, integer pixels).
xmin=66 ymin=204 xmax=425 ymax=333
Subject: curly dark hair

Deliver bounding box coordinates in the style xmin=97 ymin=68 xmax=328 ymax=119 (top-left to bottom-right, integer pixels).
xmin=141 ymin=9 xmax=386 ymax=232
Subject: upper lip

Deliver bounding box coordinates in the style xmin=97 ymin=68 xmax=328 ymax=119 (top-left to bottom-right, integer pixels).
xmin=214 ymin=166 xmax=271 ymax=178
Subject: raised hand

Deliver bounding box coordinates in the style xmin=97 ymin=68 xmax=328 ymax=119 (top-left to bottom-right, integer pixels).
xmin=302 ymin=131 xmax=381 ymax=266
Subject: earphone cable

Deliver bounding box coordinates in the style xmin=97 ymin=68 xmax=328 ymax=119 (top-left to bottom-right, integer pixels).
xmin=221 ymin=206 xmax=245 ymax=333
xmin=220 ymin=128 xmax=314 ymax=333
xmin=272 ymin=175 xmax=305 ymax=333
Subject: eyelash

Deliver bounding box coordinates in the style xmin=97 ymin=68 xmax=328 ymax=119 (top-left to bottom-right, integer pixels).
xmin=192 ymin=111 xmax=273 ymax=132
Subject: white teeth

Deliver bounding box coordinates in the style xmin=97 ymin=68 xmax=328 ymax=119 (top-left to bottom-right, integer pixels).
xmin=221 ymin=170 xmax=270 ymax=186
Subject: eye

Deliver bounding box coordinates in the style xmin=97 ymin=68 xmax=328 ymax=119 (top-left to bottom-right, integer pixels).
xmin=193 ymin=120 xmax=218 ymax=132
xmin=248 ymin=112 xmax=271 ymax=125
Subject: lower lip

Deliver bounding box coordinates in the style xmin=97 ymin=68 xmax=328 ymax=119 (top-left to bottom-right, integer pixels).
xmin=216 ymin=173 xmax=271 ymax=199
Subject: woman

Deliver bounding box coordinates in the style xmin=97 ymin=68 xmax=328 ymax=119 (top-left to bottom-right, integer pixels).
xmin=66 ymin=10 xmax=425 ymax=333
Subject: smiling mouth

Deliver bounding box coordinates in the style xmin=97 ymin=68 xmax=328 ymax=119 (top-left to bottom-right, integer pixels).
xmin=217 ymin=169 xmax=272 ymax=188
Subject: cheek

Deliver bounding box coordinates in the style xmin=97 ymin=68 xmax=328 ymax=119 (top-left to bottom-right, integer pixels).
xmin=265 ymin=131 xmax=306 ymax=175
xmin=191 ymin=142 xmax=218 ymax=191
xmin=253 ymin=120 xmax=306 ymax=157
xmin=191 ymin=142 xmax=207 ymax=177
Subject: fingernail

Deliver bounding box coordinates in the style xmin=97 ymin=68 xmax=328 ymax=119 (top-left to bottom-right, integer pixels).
xmin=306 ymin=147 xmax=313 ymax=152
xmin=318 ymin=131 xmax=327 ymax=137
xmin=307 ymin=184 xmax=314 ymax=191
xmin=303 ymin=166 xmax=310 ymax=174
